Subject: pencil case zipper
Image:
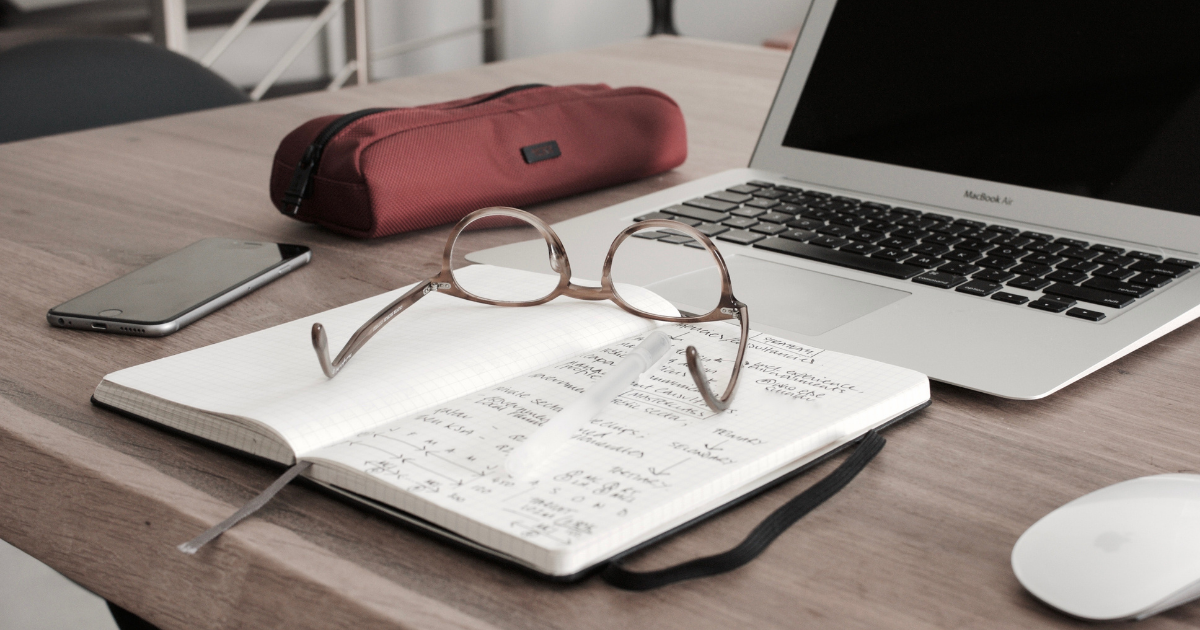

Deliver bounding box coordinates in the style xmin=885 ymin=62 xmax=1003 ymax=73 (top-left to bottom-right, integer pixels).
xmin=281 ymin=84 xmax=548 ymax=215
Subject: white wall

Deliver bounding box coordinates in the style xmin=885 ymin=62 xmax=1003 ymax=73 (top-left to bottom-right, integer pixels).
xmin=185 ymin=0 xmax=811 ymax=91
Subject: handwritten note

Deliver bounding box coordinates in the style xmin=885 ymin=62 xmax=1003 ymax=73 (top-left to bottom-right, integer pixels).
xmin=305 ymin=321 xmax=926 ymax=568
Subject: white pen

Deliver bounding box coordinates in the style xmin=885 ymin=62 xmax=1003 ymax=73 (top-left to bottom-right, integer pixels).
xmin=506 ymin=330 xmax=672 ymax=480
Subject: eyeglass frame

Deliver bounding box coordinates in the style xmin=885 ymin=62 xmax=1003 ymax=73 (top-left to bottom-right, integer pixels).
xmin=311 ymin=206 xmax=750 ymax=412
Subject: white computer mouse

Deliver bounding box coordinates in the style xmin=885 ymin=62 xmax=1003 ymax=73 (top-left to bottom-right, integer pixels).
xmin=1012 ymin=474 xmax=1200 ymax=621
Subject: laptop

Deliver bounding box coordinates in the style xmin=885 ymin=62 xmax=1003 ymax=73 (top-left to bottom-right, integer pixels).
xmin=470 ymin=0 xmax=1200 ymax=399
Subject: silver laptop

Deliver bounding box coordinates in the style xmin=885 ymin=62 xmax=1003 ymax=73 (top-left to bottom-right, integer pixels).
xmin=471 ymin=0 xmax=1200 ymax=399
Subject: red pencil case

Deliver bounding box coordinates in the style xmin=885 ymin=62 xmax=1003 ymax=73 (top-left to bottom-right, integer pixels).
xmin=269 ymin=83 xmax=687 ymax=238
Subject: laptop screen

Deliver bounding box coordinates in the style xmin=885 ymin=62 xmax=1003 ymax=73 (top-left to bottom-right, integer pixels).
xmin=782 ymin=1 xmax=1200 ymax=217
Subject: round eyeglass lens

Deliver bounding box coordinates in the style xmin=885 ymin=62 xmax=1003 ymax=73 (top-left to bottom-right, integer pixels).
xmin=450 ymin=211 xmax=563 ymax=303
xmin=609 ymin=223 xmax=724 ymax=318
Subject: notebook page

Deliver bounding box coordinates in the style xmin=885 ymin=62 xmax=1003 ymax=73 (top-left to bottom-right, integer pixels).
xmin=305 ymin=322 xmax=929 ymax=575
xmin=96 ymin=265 xmax=675 ymax=458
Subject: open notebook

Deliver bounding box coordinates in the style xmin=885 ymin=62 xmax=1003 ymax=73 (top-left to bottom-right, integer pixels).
xmin=93 ymin=265 xmax=929 ymax=578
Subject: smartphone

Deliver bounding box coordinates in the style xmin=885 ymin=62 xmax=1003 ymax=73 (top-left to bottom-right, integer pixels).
xmin=48 ymin=238 xmax=311 ymax=336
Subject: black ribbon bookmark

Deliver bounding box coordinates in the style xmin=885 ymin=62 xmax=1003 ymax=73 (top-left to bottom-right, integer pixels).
xmin=601 ymin=430 xmax=886 ymax=591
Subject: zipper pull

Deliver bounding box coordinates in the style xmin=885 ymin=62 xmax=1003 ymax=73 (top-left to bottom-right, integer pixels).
xmin=282 ymin=145 xmax=318 ymax=215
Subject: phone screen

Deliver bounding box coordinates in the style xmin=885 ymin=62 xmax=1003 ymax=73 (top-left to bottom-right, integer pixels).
xmin=50 ymin=238 xmax=309 ymax=325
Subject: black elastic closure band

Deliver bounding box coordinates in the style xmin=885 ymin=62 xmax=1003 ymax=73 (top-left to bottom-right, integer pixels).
xmin=601 ymin=430 xmax=886 ymax=591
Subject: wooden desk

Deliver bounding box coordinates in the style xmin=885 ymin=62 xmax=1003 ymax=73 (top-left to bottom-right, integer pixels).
xmin=3 ymin=37 xmax=1200 ymax=630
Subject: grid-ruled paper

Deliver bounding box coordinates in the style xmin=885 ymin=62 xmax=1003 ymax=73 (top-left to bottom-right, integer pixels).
xmin=93 ymin=265 xmax=676 ymax=460
xmin=305 ymin=323 xmax=929 ymax=575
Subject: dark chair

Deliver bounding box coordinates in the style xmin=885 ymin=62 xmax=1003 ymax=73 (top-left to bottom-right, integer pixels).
xmin=0 ymin=36 xmax=249 ymax=144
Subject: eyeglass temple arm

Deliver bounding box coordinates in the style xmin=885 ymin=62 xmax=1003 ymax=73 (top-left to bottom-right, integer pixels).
xmin=684 ymin=306 xmax=750 ymax=413
xmin=312 ymin=280 xmax=435 ymax=378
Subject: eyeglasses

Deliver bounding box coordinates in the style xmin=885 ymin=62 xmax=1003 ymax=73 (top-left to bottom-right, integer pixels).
xmin=311 ymin=207 xmax=749 ymax=412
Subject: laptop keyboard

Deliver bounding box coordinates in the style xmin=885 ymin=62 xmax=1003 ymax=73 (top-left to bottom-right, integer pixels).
xmin=633 ymin=180 xmax=1199 ymax=322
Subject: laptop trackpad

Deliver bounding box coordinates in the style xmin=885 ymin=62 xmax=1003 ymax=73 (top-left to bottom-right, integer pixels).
xmin=645 ymin=255 xmax=910 ymax=336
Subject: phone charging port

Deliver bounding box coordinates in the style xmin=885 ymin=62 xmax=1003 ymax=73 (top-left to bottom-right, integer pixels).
xmin=92 ymin=322 xmax=107 ymax=330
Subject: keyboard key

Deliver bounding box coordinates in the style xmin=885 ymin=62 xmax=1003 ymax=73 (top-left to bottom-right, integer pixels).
xmin=841 ymin=242 xmax=882 ymax=256
xmin=873 ymin=248 xmax=913 ymax=263
xmin=879 ymin=236 xmax=915 ymax=249
xmin=891 ymin=207 xmax=922 ymax=216
xmin=1165 ymin=258 xmax=1200 ymax=269
xmin=954 ymin=218 xmax=987 ymax=228
xmin=989 ymin=245 xmax=1025 ymax=259
xmin=938 ymin=262 xmax=980 ymax=276
xmin=818 ymin=224 xmax=856 ymax=238
xmin=684 ymin=241 xmax=707 ymax=250
xmin=1040 ymin=294 xmax=1078 ymax=308
xmin=892 ymin=227 xmax=931 ymax=240
xmin=809 ymin=235 xmax=851 ymax=248
xmin=723 ymin=216 xmax=759 ymax=229
xmin=1045 ymin=269 xmax=1088 ymax=284
xmin=959 ymin=229 xmax=1001 ymax=241
xmin=781 ymin=229 xmax=815 ymax=242
xmin=1022 ymin=252 xmax=1066 ymax=266
xmin=659 ymin=234 xmax=695 ymax=245
xmin=978 ymin=256 xmax=1019 ymax=270
xmin=1021 ymin=231 xmax=1054 ymax=241
xmin=633 ymin=230 xmax=669 ymax=240
xmin=786 ymin=217 xmax=824 ymax=230
xmin=748 ymin=180 xmax=776 ymax=188
xmin=758 ymin=212 xmax=795 ymax=224
xmin=913 ymin=271 xmax=968 ymax=289
xmin=635 ymin=211 xmax=676 ymax=222
xmin=1029 ymin=299 xmax=1070 ymax=313
xmin=955 ymin=240 xmax=996 ymax=253
xmin=1089 ymin=244 xmax=1125 ymax=254
xmin=1081 ymin=277 xmax=1154 ymax=298
xmin=897 ymin=217 xmax=941 ymax=230
xmin=905 ymin=255 xmax=944 ymax=269
xmin=1026 ymin=241 xmax=1068 ymax=255
xmin=1129 ymin=260 xmax=1193 ymax=278
xmin=1011 ymin=263 xmax=1053 ymax=277
xmin=848 ymin=228 xmax=884 ymax=241
xmin=685 ymin=197 xmax=738 ymax=213
xmin=667 ymin=204 xmax=730 ymax=223
xmin=716 ymin=230 xmax=764 ymax=245
xmin=1094 ymin=265 xmax=1136 ymax=281
xmin=1129 ymin=251 xmax=1163 ymax=261
xmin=861 ymin=220 xmax=893 ymax=233
xmin=1128 ymin=273 xmax=1172 ymax=288
xmin=753 ymin=237 xmax=925 ymax=278
xmin=1054 ymin=237 xmax=1091 ymax=249
xmin=924 ymin=213 xmax=954 ymax=223
xmin=752 ymin=189 xmax=787 ymax=200
xmin=925 ymin=233 xmax=965 ymax=246
xmin=992 ymin=291 xmax=1030 ymax=305
xmin=751 ymin=222 xmax=787 ymax=235
xmin=993 ymin=235 xmax=1033 ymax=248
xmin=1066 ymin=307 xmax=1106 ymax=321
xmin=988 ymin=225 xmax=1020 ymax=235
xmin=974 ymin=268 xmax=1017 ymax=283
xmin=830 ymin=214 xmax=870 ymax=228
xmin=695 ymin=222 xmax=730 ymax=237
xmin=1057 ymin=259 xmax=1100 ymax=273
xmin=930 ymin=223 xmax=970 ymax=235
xmin=732 ymin=206 xmax=767 ymax=218
xmin=1094 ymin=254 xmax=1136 ymax=267
xmin=956 ymin=280 xmax=1002 ymax=296
xmin=746 ymin=197 xmax=781 ymax=209
xmin=803 ymin=190 xmax=832 ymax=199
xmin=775 ymin=185 xmax=803 ymax=193
xmin=1059 ymin=247 xmax=1100 ymax=261
xmin=1044 ymin=283 xmax=1134 ymax=309
xmin=1008 ymin=275 xmax=1052 ymax=291
xmin=727 ymin=184 xmax=760 ymax=194
xmin=707 ymin=190 xmax=752 ymax=204
xmin=774 ymin=203 xmax=804 ymax=214
xmin=944 ymin=250 xmax=983 ymax=263
xmin=911 ymin=243 xmax=951 ymax=257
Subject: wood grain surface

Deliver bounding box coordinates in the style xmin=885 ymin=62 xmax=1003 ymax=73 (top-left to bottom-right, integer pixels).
xmin=3 ymin=36 xmax=1200 ymax=629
